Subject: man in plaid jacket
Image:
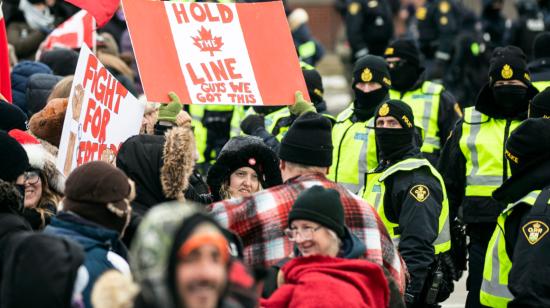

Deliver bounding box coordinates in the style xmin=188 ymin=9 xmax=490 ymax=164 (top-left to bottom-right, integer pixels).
xmin=209 ymin=111 xmax=407 ymax=291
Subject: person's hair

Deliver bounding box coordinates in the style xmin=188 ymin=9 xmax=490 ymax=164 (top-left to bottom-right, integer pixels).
xmin=326 ymin=228 xmax=343 ymax=251
xmin=47 ymin=75 xmax=74 ymax=101
xmin=31 ymin=172 xmax=59 ymax=229
xmin=284 ymin=161 xmax=327 ymax=174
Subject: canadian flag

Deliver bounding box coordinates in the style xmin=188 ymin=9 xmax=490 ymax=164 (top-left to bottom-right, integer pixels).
xmin=0 ymin=2 xmax=12 ymax=102
xmin=42 ymin=10 xmax=96 ymax=52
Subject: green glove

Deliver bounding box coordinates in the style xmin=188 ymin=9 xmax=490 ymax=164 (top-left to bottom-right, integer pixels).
xmin=158 ymin=92 xmax=183 ymax=123
xmin=289 ymin=91 xmax=316 ymax=116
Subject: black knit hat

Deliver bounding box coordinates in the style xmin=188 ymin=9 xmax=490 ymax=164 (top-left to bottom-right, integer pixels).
xmin=288 ymin=186 xmax=345 ymax=238
xmin=207 ymin=136 xmax=282 ymax=202
xmin=303 ymin=68 xmax=324 ymax=105
xmin=384 ymin=39 xmax=421 ymax=67
xmin=352 ymin=55 xmax=391 ymax=89
xmin=63 ymin=161 xmax=134 ymax=234
xmin=489 ymin=46 xmax=531 ymax=87
xmin=0 ymin=100 xmax=28 ymax=131
xmin=0 ymin=131 xmax=29 ymax=182
xmin=529 ymin=87 xmax=550 ymax=118
xmin=533 ymin=32 xmax=550 ymax=60
xmin=505 ymin=118 xmax=550 ymax=176
xmin=374 ymin=99 xmax=415 ymax=129
xmin=279 ymin=112 xmax=333 ymax=167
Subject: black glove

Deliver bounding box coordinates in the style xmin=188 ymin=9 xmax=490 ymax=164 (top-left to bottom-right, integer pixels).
xmin=240 ymin=114 xmax=265 ymax=135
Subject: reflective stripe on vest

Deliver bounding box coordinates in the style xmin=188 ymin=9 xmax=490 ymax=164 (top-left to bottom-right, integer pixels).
xmin=389 ymin=81 xmax=442 ymax=154
xmin=480 ymin=191 xmax=540 ymax=307
xmin=360 ymin=158 xmax=451 ymax=254
xmin=189 ymin=105 xmax=208 ymax=163
xmin=298 ymin=41 xmax=316 ymax=59
xmin=459 ymin=107 xmax=522 ymax=197
xmin=533 ymin=80 xmax=550 ymax=91
xmin=328 ymin=105 xmax=377 ymax=193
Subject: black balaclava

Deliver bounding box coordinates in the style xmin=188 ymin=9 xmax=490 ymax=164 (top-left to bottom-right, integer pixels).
xmin=373 ymin=100 xmax=418 ymax=163
xmin=352 ymin=55 xmax=391 ymax=121
xmin=384 ymin=39 xmax=422 ymax=92
xmin=488 ymin=46 xmax=533 ymax=117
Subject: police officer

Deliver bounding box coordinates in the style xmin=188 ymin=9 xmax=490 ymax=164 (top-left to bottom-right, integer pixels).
xmin=438 ymin=46 xmax=539 ymax=308
xmin=360 ymin=100 xmax=452 ymax=308
xmin=415 ymin=0 xmax=462 ymax=79
xmin=480 ymin=118 xmax=550 ymax=307
xmin=527 ymin=32 xmax=550 ymax=90
xmin=288 ymin=8 xmax=325 ymax=66
xmin=328 ymin=55 xmax=391 ymax=194
xmin=505 ymin=0 xmax=546 ymax=62
xmin=481 ymin=0 xmax=510 ymax=50
xmin=384 ymin=39 xmax=461 ymax=165
xmin=345 ymin=0 xmax=394 ymax=61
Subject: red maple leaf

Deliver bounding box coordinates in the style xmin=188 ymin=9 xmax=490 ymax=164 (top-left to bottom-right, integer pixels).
xmin=192 ymin=26 xmax=224 ymax=56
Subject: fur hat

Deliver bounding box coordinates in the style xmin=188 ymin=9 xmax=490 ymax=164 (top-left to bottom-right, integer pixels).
xmin=161 ymin=126 xmax=196 ymax=200
xmin=8 ymin=129 xmax=64 ymax=195
xmin=28 ymin=98 xmax=67 ymax=147
xmin=207 ymin=136 xmax=282 ymax=202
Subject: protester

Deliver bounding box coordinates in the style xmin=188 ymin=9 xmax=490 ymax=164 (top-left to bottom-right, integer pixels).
xmin=0 ymin=232 xmax=86 ymax=308
xmin=207 ymin=135 xmax=282 ymax=202
xmin=9 ymin=129 xmax=64 ymax=229
xmin=116 ymin=125 xmax=196 ymax=246
xmin=44 ymin=161 xmax=134 ymax=308
xmin=262 ymin=185 xmax=399 ymax=304
xmin=209 ymin=112 xmax=406 ymax=292
xmin=25 ymin=73 xmax=62 ymax=116
xmin=0 ymin=99 xmax=28 ymax=131
xmin=130 ymin=202 xmax=256 ymax=308
xmin=10 ymin=60 xmax=53 ymax=114
xmin=39 ymin=48 xmax=79 ymax=77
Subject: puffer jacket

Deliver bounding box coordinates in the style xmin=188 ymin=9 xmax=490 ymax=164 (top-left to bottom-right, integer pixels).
xmin=10 ymin=61 xmax=53 ymax=114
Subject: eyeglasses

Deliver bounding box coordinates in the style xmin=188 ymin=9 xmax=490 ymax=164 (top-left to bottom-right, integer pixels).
xmin=19 ymin=171 xmax=41 ymax=185
xmin=284 ymin=226 xmax=323 ymax=242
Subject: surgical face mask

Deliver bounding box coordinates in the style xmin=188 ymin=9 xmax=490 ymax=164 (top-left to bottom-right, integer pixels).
xmin=389 ymin=61 xmax=419 ymax=91
xmin=492 ymin=85 xmax=528 ymax=117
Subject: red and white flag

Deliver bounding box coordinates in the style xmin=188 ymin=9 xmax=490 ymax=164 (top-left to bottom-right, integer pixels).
xmin=42 ymin=10 xmax=96 ymax=52
xmin=65 ymin=0 xmax=120 ymax=28
xmin=122 ymin=0 xmax=307 ymax=105
xmin=0 ymin=2 xmax=12 ymax=102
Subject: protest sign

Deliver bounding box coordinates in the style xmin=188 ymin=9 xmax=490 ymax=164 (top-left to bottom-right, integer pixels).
xmin=56 ymin=45 xmax=145 ymax=176
xmin=122 ymin=0 xmax=307 ymax=105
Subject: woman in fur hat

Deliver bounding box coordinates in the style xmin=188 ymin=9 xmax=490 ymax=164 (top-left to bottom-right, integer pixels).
xmin=207 ymin=136 xmax=282 ymax=202
xmin=9 ymin=129 xmax=64 ymax=230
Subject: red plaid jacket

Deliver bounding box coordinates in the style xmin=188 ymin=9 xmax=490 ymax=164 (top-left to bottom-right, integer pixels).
xmin=208 ymin=173 xmax=406 ymax=291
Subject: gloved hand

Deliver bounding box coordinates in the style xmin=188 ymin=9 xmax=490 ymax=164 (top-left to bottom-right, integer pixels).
xmin=240 ymin=114 xmax=265 ymax=135
xmin=289 ymin=91 xmax=316 ymax=117
xmin=158 ymin=92 xmax=183 ymax=124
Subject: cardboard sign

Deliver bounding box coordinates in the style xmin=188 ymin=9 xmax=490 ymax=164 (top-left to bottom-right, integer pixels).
xmin=56 ymin=45 xmax=145 ymax=176
xmin=122 ymin=0 xmax=307 ymax=105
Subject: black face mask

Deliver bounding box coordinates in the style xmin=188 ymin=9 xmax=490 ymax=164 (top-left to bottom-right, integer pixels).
xmin=353 ymin=87 xmax=388 ymax=120
xmin=375 ymin=127 xmax=416 ymax=162
xmin=389 ymin=62 xmax=419 ymax=91
xmin=492 ymin=85 xmax=528 ymax=117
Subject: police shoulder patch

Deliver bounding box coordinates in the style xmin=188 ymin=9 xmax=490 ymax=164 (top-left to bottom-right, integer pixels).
xmin=522 ymin=220 xmax=549 ymax=245
xmin=410 ymin=184 xmax=430 ymax=202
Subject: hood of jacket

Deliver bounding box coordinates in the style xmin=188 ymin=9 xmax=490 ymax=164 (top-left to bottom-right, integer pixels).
xmin=25 ymin=73 xmax=62 ymax=116
xmin=10 ymin=61 xmax=53 ymax=114
xmin=1 ymin=232 xmax=85 ymax=308
xmin=116 ymin=126 xmax=196 ymax=213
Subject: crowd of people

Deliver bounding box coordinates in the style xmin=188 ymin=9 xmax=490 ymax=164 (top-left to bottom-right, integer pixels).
xmin=1 ymin=0 xmax=550 ymax=307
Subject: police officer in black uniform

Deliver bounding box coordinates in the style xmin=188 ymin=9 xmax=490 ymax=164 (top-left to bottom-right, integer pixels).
xmin=528 ymin=32 xmax=550 ymax=90
xmin=415 ymin=0 xmax=462 ymax=79
xmin=505 ymin=0 xmax=546 ymax=62
xmin=488 ymin=118 xmax=550 ymax=307
xmin=360 ymin=100 xmax=453 ymax=307
xmin=345 ymin=0 xmax=394 ymax=61
xmin=481 ymin=0 xmax=510 ymax=49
